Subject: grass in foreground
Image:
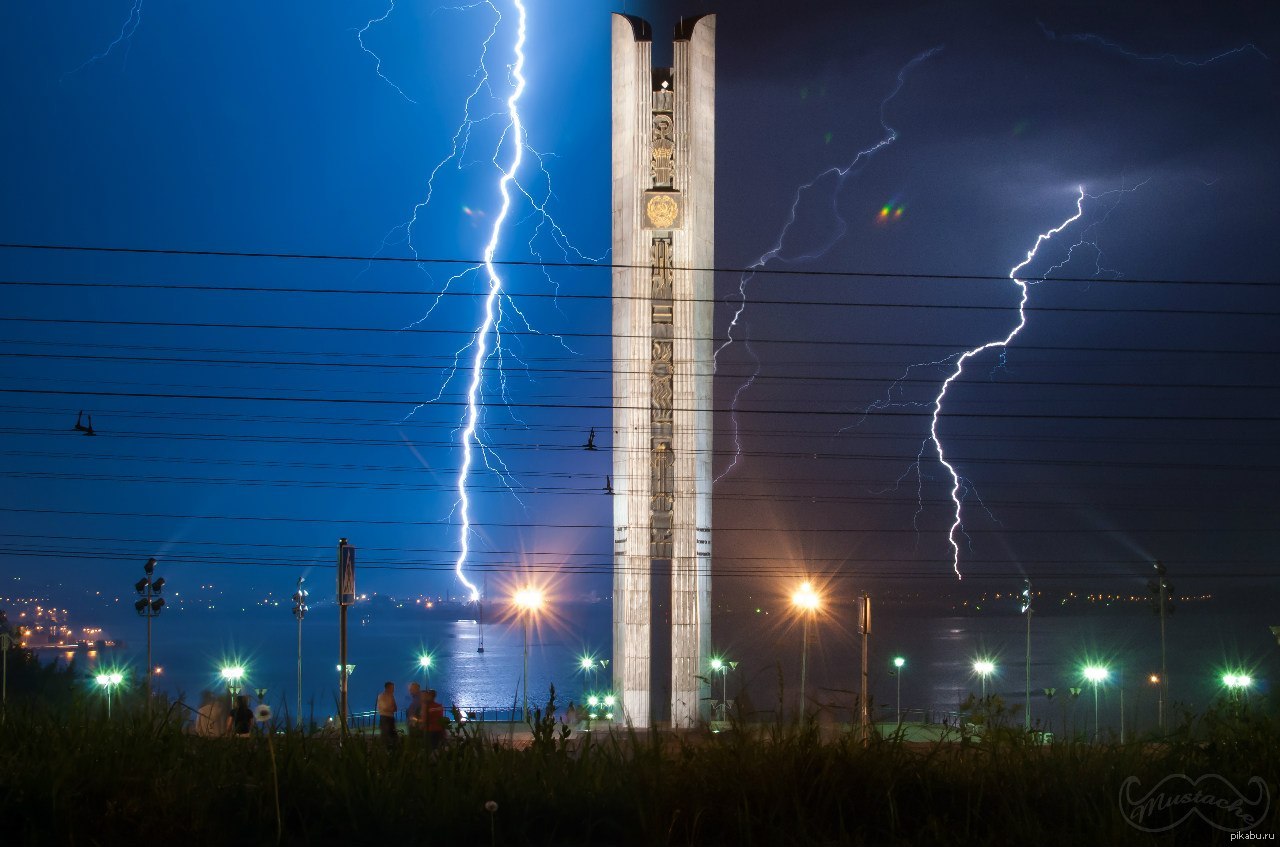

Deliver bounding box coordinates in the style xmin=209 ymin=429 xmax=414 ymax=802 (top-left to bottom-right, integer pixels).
xmin=1 ymin=691 xmax=1275 ymax=846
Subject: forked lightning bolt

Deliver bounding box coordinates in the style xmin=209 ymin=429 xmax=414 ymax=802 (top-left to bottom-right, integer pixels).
xmin=1037 ymin=21 xmax=1269 ymax=67
xmin=713 ymin=46 xmax=942 ymax=482
xmin=450 ymin=0 xmax=528 ymax=602
xmin=67 ymin=0 xmax=144 ymax=76
xmin=929 ymin=188 xmax=1086 ymax=578
xmin=356 ymin=1 xmax=418 ymax=103
xmin=859 ymin=182 xmax=1146 ymax=575
xmin=356 ymin=1 xmax=595 ymax=600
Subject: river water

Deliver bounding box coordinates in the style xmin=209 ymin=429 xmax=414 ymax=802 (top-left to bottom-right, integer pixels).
xmin=73 ymin=594 xmax=1277 ymax=734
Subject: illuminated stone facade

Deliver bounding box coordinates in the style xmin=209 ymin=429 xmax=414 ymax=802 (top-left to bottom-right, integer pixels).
xmin=611 ymin=13 xmax=714 ymax=729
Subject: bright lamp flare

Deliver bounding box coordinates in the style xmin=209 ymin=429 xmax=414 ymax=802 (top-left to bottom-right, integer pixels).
xmin=513 ymin=587 xmax=543 ymax=611
xmin=220 ymin=665 xmax=245 ymax=682
xmin=418 ymin=655 xmax=432 ymax=669
xmin=791 ymin=581 xmax=821 ymax=611
xmin=580 ymin=657 xmax=594 ymax=671
xmin=1083 ymin=666 xmax=1109 ymax=683
xmin=973 ymin=660 xmax=995 ymax=676
xmin=894 ymin=657 xmax=906 ymax=668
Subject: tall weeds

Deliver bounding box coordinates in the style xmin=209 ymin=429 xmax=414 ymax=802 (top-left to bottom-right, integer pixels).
xmin=0 ymin=692 xmax=1274 ymax=845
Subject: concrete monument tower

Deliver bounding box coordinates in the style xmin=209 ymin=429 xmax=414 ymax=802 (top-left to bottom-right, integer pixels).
xmin=611 ymin=13 xmax=714 ymax=729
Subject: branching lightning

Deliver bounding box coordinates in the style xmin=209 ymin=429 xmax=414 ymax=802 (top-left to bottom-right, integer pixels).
xmin=858 ymin=181 xmax=1143 ymax=579
xmin=713 ymin=46 xmax=942 ymax=483
xmin=1037 ymin=20 xmax=1269 ymax=67
xmin=357 ymin=1 xmax=599 ymax=600
xmin=356 ymin=0 xmax=418 ymax=104
xmin=928 ymin=187 xmax=1086 ymax=578
xmin=66 ymin=0 xmax=144 ymax=76
xmin=445 ymin=0 xmax=528 ymax=602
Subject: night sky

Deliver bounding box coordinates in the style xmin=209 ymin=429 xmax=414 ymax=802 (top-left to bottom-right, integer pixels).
xmin=1 ymin=0 xmax=1277 ymax=615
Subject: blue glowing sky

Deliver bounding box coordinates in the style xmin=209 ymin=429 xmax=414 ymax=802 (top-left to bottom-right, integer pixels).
xmin=1 ymin=1 xmax=1277 ymax=609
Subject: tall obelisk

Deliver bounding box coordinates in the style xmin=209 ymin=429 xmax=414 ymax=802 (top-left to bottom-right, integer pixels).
xmin=612 ymin=13 xmax=714 ymax=729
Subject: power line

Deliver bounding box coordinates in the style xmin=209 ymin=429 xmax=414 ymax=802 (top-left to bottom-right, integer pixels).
xmin=2 ymin=336 xmax=1269 ymax=367
xmin=7 ymin=470 xmax=1276 ymax=513
xmin=1 ymin=240 xmax=1274 ymax=289
xmin=2 ymin=386 xmax=1275 ymax=423
xmin=7 ymin=350 xmax=1280 ymax=393
xmin=0 ymin=546 xmax=1271 ymax=581
xmin=1 ymin=275 xmax=1278 ymax=317
xmin=1 ymin=506 xmax=1275 ymax=535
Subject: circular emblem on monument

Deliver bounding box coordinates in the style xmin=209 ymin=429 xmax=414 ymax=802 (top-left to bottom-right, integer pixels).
xmin=646 ymin=194 xmax=680 ymax=229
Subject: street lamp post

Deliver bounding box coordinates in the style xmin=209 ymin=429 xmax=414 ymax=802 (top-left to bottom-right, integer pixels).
xmin=710 ymin=658 xmax=736 ymax=722
xmin=1223 ymin=673 xmax=1254 ymax=704
xmin=893 ymin=657 xmax=905 ymax=725
xmin=791 ymin=581 xmax=821 ymax=720
xmin=1021 ymin=580 xmax=1032 ymax=731
xmin=1149 ymin=561 xmax=1173 ymax=730
xmin=133 ymin=557 xmax=165 ymax=703
xmin=292 ymin=578 xmax=307 ymax=729
xmin=973 ymin=660 xmax=995 ymax=701
xmin=418 ymin=654 xmax=433 ymax=689
xmin=1 ymin=632 xmax=11 ymax=721
xmin=1083 ymin=666 xmax=1109 ymax=742
xmin=96 ymin=671 xmax=124 ymax=719
xmin=513 ymin=587 xmax=543 ymax=722
xmin=221 ymin=665 xmax=245 ymax=711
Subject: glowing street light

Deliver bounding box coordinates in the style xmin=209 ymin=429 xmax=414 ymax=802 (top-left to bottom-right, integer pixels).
xmin=133 ymin=557 xmax=165 ymax=703
xmin=418 ymin=653 xmax=433 ymax=688
xmin=513 ymin=587 xmax=544 ymax=722
xmin=291 ymin=576 xmax=307 ymax=729
xmin=709 ymin=657 xmax=737 ymax=723
xmin=1222 ymin=672 xmax=1254 ymax=702
xmin=892 ymin=657 xmax=906 ymax=725
xmin=95 ymin=671 xmax=124 ymax=719
xmin=1082 ymin=665 xmax=1109 ymax=741
xmin=973 ymin=659 xmax=996 ymax=700
xmin=791 ymin=581 xmax=821 ymax=720
xmin=577 ymin=655 xmax=608 ymax=702
xmin=221 ymin=665 xmax=245 ymax=709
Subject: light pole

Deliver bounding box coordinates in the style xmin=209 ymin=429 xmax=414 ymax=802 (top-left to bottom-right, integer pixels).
xmin=1 ymin=631 xmax=11 ymax=721
xmin=292 ymin=577 xmax=307 ymax=729
xmin=892 ymin=657 xmax=905 ymax=725
xmin=133 ymin=557 xmax=165 ymax=702
xmin=418 ymin=654 xmax=433 ymax=689
xmin=513 ymin=587 xmax=543 ymax=722
xmin=1020 ymin=579 xmax=1032 ymax=731
xmin=1149 ymin=561 xmax=1172 ymax=730
xmin=973 ymin=660 xmax=995 ymax=701
xmin=221 ymin=665 xmax=245 ymax=711
xmin=1223 ymin=673 xmax=1253 ymax=704
xmin=791 ymin=581 xmax=821 ymax=720
xmin=710 ymin=657 xmax=736 ymax=722
xmin=1083 ymin=665 xmax=1108 ymax=742
xmin=96 ymin=671 xmax=124 ymax=719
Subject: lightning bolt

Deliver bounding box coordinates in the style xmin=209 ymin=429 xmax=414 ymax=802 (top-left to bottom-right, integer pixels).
xmin=356 ymin=0 xmax=418 ymax=104
xmin=713 ymin=46 xmax=943 ymax=483
xmin=929 ymin=188 xmax=1086 ymax=578
xmin=356 ymin=1 xmax=597 ymax=601
xmin=1037 ymin=20 xmax=1269 ymax=67
xmin=66 ymin=0 xmax=144 ymax=76
xmin=853 ymin=181 xmax=1150 ymax=575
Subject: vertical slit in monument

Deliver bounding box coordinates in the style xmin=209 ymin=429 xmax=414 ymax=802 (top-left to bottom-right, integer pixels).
xmin=650 ymin=233 xmax=675 ymax=725
xmin=648 ymin=70 xmax=677 ymax=726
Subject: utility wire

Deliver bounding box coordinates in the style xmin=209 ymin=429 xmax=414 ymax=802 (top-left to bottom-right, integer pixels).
xmin=2 ymin=386 xmax=1275 ymax=423
xmin=0 ymin=240 xmax=1274 ymax=289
